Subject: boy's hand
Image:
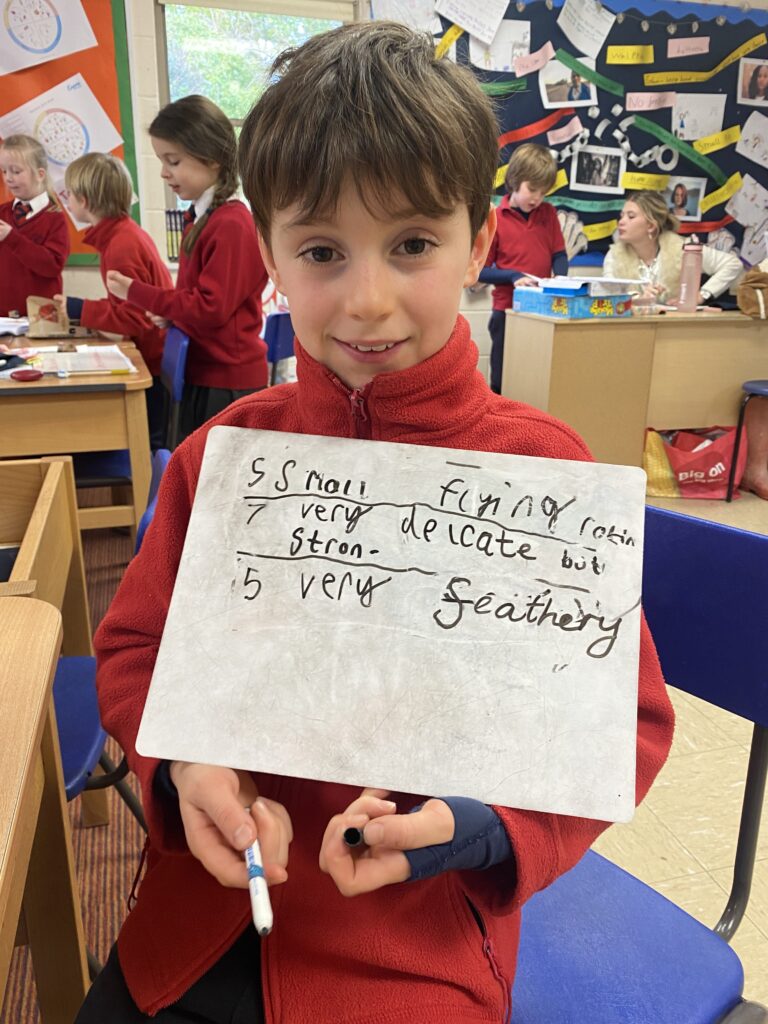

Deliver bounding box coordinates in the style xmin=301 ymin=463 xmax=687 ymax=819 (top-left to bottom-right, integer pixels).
xmin=106 ymin=269 xmax=132 ymax=300
xmin=0 ymin=222 xmax=11 ymax=242
xmin=52 ymin=294 xmax=67 ymax=319
xmin=516 ymin=276 xmax=538 ymax=288
xmin=319 ymin=788 xmax=454 ymax=896
xmin=169 ymin=761 xmax=292 ymax=889
xmin=145 ymin=311 xmax=169 ymax=328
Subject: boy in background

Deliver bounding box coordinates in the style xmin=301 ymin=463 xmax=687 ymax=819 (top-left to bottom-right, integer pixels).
xmin=55 ymin=153 xmax=173 ymax=448
xmin=77 ymin=23 xmax=673 ymax=1024
xmin=480 ymin=143 xmax=568 ymax=393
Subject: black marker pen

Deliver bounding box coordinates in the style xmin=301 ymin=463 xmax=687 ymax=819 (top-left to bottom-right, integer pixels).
xmin=343 ymin=826 xmax=367 ymax=848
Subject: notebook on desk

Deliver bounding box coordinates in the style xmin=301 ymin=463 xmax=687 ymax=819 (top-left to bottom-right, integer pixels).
xmin=33 ymin=344 xmax=137 ymax=375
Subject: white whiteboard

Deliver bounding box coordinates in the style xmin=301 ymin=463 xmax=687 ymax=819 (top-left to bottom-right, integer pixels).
xmin=137 ymin=426 xmax=648 ymax=822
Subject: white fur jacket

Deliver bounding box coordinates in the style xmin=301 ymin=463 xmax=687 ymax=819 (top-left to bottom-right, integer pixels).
xmin=603 ymin=232 xmax=743 ymax=301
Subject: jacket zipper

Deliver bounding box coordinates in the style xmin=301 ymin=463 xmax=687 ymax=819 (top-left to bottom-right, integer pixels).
xmin=465 ymin=895 xmax=512 ymax=1023
xmin=348 ymin=387 xmax=371 ymax=439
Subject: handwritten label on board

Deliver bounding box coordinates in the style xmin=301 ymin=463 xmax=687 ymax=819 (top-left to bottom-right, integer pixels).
xmin=137 ymin=427 xmax=647 ymax=822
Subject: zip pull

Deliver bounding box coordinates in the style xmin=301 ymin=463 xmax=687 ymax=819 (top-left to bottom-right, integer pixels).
xmin=349 ymin=388 xmax=369 ymax=423
xmin=128 ymin=835 xmax=150 ymax=910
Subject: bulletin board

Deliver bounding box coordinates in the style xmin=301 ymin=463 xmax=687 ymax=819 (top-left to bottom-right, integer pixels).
xmin=417 ymin=0 xmax=768 ymax=266
xmin=0 ymin=0 xmax=138 ymax=265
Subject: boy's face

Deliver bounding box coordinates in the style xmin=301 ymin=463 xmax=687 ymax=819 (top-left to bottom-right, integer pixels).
xmin=65 ymin=190 xmax=89 ymax=223
xmin=510 ymin=181 xmax=546 ymax=214
xmin=259 ymin=180 xmax=495 ymax=391
xmin=0 ymin=151 xmax=45 ymax=202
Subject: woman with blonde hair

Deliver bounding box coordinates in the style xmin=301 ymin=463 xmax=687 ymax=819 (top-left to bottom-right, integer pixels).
xmin=603 ymin=190 xmax=741 ymax=305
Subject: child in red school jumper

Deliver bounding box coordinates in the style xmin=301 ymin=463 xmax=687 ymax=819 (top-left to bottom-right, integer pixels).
xmin=106 ymin=95 xmax=269 ymax=443
xmin=0 ymin=134 xmax=69 ymax=317
xmin=480 ymin=143 xmax=567 ymax=394
xmin=77 ymin=23 xmax=674 ymax=1024
xmin=54 ymin=153 xmax=173 ymax=449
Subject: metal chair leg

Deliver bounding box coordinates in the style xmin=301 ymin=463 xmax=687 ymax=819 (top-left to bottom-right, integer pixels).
xmin=94 ymin=752 xmax=148 ymax=832
xmin=726 ymin=393 xmax=752 ymax=502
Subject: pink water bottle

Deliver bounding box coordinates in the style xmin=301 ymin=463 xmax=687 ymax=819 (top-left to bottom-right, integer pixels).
xmin=677 ymin=237 xmax=703 ymax=312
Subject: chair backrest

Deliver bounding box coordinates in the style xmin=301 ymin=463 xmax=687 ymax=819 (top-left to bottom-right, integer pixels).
xmin=264 ymin=312 xmax=295 ymax=385
xmin=160 ymin=326 xmax=189 ymax=402
xmin=135 ymin=448 xmax=172 ymax=554
xmin=642 ymin=505 xmax=768 ymax=726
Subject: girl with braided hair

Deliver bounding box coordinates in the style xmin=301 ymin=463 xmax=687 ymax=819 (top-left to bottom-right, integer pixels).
xmin=107 ymin=95 xmax=268 ymax=442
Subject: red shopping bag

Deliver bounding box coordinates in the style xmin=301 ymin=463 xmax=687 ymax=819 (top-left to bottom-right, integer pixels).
xmin=643 ymin=426 xmax=746 ymax=499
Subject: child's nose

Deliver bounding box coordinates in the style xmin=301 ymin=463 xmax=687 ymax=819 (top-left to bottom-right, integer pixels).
xmin=345 ymin=262 xmax=392 ymax=320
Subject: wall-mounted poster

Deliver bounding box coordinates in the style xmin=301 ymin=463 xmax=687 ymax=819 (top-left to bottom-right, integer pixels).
xmin=671 ymin=93 xmax=726 ymax=140
xmin=540 ymin=56 xmax=597 ymax=109
xmin=663 ymin=176 xmax=706 ymax=221
xmin=571 ymin=145 xmax=626 ymax=194
xmin=737 ymin=56 xmax=768 ymax=106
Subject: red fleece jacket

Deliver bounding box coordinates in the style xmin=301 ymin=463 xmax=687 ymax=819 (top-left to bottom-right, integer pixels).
xmin=94 ymin=316 xmax=674 ymax=1021
xmin=80 ymin=216 xmax=173 ymax=377
xmin=125 ymin=200 xmax=268 ymax=390
xmin=0 ymin=200 xmax=69 ymax=316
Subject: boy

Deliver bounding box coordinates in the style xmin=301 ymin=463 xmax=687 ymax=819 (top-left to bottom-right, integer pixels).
xmin=55 ymin=153 xmax=173 ymax=448
xmin=79 ymin=23 xmax=673 ymax=1024
xmin=480 ymin=143 xmax=568 ymax=393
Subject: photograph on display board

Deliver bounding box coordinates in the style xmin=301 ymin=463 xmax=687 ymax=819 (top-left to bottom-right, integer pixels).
xmin=570 ymin=145 xmax=626 ymax=194
xmin=737 ymin=57 xmax=768 ymax=106
xmin=539 ymin=57 xmax=597 ymax=108
xmin=662 ymin=176 xmax=706 ymax=221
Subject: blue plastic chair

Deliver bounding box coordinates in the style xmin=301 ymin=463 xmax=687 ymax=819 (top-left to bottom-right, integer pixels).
xmin=160 ymin=325 xmax=189 ymax=449
xmin=726 ymin=380 xmax=768 ymax=502
xmin=512 ymin=506 xmax=768 ymax=1024
xmin=264 ymin=311 xmax=295 ymax=386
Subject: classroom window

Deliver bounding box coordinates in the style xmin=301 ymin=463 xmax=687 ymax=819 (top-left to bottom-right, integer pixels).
xmin=163 ymin=3 xmax=346 ymax=126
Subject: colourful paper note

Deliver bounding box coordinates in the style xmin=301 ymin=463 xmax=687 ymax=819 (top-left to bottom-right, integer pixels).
xmin=667 ymin=36 xmax=710 ymax=59
xmin=699 ymin=172 xmax=743 ymax=214
xmin=547 ymin=169 xmax=569 ymax=194
xmin=626 ymin=92 xmax=676 ymax=111
xmin=621 ymin=172 xmax=669 ymax=191
xmin=435 ymin=23 xmax=464 ymax=59
xmin=692 ymin=125 xmax=741 ymax=155
xmin=547 ymin=116 xmax=583 ymax=145
xmin=514 ymin=40 xmax=555 ymax=77
xmin=606 ymin=45 xmax=655 ymax=65
xmin=583 ymin=219 xmax=618 ymax=241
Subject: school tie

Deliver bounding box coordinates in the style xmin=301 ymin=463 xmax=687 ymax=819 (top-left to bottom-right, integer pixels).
xmin=12 ymin=201 xmax=32 ymax=226
xmin=182 ymin=205 xmax=196 ymax=235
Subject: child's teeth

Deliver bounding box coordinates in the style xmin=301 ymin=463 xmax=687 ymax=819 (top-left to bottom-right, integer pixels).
xmin=353 ymin=343 xmax=394 ymax=351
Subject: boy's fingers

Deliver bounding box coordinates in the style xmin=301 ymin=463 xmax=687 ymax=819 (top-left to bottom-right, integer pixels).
xmin=364 ymin=799 xmax=454 ymax=851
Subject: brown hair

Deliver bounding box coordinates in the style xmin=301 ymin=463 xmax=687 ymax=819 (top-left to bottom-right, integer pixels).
xmin=504 ymin=142 xmax=557 ymax=194
xmin=149 ymin=95 xmax=237 ymax=253
xmin=626 ymin=190 xmax=679 ymax=238
xmin=65 ymin=153 xmax=134 ymax=219
xmin=0 ymin=134 xmax=59 ymax=209
xmin=238 ymin=21 xmax=498 ymax=244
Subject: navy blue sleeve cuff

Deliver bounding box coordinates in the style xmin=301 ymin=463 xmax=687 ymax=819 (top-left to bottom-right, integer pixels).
xmin=552 ymin=251 xmax=569 ymax=277
xmin=66 ymin=296 xmax=84 ymax=321
xmin=154 ymin=760 xmax=178 ymax=800
xmin=479 ymin=266 xmax=525 ymax=285
xmin=404 ymin=797 xmax=513 ymax=882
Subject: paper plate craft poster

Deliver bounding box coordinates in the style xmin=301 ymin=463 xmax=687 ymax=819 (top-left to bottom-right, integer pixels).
xmin=0 ymin=0 xmax=96 ymax=75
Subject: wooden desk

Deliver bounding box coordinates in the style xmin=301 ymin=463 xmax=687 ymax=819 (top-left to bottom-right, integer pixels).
xmin=502 ymin=311 xmax=768 ymax=467
xmin=0 ymin=346 xmax=151 ymax=531
xmin=0 ymin=597 xmax=89 ymax=1022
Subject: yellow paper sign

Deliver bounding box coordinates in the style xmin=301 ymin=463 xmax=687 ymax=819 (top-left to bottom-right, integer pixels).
xmin=644 ymin=32 xmax=766 ymax=85
xmin=435 ymin=23 xmax=464 ymax=59
xmin=583 ymin=219 xmax=618 ymax=241
xmin=606 ymin=45 xmax=655 ymax=64
xmin=547 ymin=169 xmax=568 ymax=194
xmin=621 ymin=172 xmax=669 ymax=191
xmin=494 ymin=163 xmax=508 ymax=190
xmin=699 ymin=172 xmax=743 ymax=214
xmin=693 ymin=125 xmax=741 ymax=155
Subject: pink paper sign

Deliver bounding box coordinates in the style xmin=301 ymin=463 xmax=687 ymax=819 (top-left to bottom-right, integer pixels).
xmin=667 ymin=36 xmax=710 ymax=58
xmin=547 ymin=115 xmax=583 ymax=145
xmin=514 ymin=40 xmax=555 ymax=77
xmin=626 ymin=91 xmax=677 ymax=111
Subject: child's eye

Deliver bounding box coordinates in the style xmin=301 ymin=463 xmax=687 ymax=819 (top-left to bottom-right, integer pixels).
xmin=397 ymin=237 xmax=434 ymax=257
xmin=300 ymin=246 xmax=336 ymax=264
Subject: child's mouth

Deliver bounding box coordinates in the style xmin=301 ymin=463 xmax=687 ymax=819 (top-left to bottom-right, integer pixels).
xmin=338 ymin=339 xmax=404 ymax=360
